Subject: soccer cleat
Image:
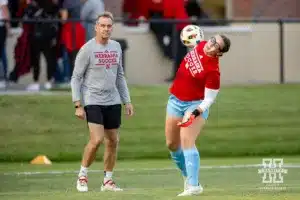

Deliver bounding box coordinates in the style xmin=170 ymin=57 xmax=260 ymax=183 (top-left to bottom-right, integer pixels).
xmin=101 ymin=179 xmax=123 ymax=192
xmin=76 ymin=176 xmax=88 ymax=192
xmin=177 ymin=184 xmax=203 ymax=197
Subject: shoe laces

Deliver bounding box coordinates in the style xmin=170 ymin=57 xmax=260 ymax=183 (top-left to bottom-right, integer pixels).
xmin=103 ymin=179 xmax=118 ymax=187
xmin=79 ymin=176 xmax=88 ymax=184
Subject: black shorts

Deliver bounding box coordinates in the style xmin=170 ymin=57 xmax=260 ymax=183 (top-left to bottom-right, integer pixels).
xmin=84 ymin=104 xmax=122 ymax=129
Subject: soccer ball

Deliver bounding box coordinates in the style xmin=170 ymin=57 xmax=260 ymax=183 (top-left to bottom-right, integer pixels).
xmin=180 ymin=25 xmax=204 ymax=48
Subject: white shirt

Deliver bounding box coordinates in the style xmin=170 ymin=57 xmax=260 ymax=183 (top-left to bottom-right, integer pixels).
xmin=0 ymin=0 xmax=8 ymax=26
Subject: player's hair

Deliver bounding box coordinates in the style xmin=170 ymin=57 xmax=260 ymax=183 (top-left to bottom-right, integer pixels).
xmin=220 ymin=35 xmax=231 ymax=53
xmin=96 ymin=11 xmax=114 ymax=23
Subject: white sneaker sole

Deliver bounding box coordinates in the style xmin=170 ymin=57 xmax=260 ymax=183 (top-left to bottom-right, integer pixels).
xmin=76 ymin=180 xmax=88 ymax=192
xmin=177 ymin=190 xmax=202 ymax=196
xmin=77 ymin=187 xmax=88 ymax=192
xmin=177 ymin=186 xmax=203 ymax=196
xmin=101 ymin=186 xmax=123 ymax=192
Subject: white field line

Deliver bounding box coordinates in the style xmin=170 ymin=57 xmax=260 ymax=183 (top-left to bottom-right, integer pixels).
xmin=0 ymin=91 xmax=70 ymax=96
xmin=2 ymin=163 xmax=300 ymax=176
xmin=1 ymin=185 xmax=300 ymax=196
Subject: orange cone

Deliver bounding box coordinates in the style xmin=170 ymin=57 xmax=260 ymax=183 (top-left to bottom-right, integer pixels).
xmin=30 ymin=155 xmax=52 ymax=165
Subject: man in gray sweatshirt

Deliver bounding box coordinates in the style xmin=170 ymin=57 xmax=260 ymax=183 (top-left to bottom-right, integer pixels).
xmin=71 ymin=11 xmax=134 ymax=192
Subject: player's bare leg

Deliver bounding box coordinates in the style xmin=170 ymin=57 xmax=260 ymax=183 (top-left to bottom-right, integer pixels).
xmin=165 ymin=116 xmax=182 ymax=151
xmin=180 ymin=112 xmax=205 ymax=148
xmin=101 ymin=129 xmax=123 ymax=191
xmin=178 ymin=112 xmax=205 ymax=196
xmin=77 ymin=123 xmax=105 ymax=192
xmin=165 ymin=115 xmax=188 ymax=190
xmin=103 ymin=129 xmax=118 ymax=172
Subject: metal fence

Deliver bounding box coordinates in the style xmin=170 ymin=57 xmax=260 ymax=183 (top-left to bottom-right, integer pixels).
xmin=4 ymin=18 xmax=300 ymax=84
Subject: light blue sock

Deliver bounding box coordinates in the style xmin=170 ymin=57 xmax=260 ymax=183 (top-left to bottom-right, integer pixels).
xmin=170 ymin=148 xmax=187 ymax=177
xmin=183 ymin=147 xmax=200 ymax=186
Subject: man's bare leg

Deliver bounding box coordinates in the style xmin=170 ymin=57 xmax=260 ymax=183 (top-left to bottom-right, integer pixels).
xmin=77 ymin=123 xmax=104 ymax=192
xmin=103 ymin=129 xmax=119 ymax=173
xmin=81 ymin=123 xmax=105 ymax=169
xmin=101 ymin=129 xmax=122 ymax=191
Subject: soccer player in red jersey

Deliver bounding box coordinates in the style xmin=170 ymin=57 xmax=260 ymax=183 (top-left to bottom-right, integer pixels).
xmin=165 ymin=35 xmax=231 ymax=196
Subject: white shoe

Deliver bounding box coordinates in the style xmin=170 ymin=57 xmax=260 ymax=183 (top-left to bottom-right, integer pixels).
xmin=26 ymin=83 xmax=40 ymax=92
xmin=177 ymin=184 xmax=203 ymax=197
xmin=44 ymin=82 xmax=53 ymax=90
xmin=183 ymin=176 xmax=188 ymax=190
xmin=101 ymin=179 xmax=123 ymax=192
xmin=76 ymin=176 xmax=88 ymax=192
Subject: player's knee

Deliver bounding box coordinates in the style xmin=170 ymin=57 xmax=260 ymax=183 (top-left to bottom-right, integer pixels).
xmin=107 ymin=138 xmax=119 ymax=148
xmin=104 ymin=129 xmax=119 ymax=148
xmin=106 ymin=137 xmax=119 ymax=148
xmin=166 ymin=140 xmax=180 ymax=151
xmin=89 ymin=137 xmax=103 ymax=147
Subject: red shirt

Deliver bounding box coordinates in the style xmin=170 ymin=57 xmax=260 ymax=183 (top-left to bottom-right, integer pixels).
xmin=163 ymin=0 xmax=189 ymax=30
xmin=142 ymin=0 xmax=164 ymax=18
xmin=169 ymin=41 xmax=220 ymax=101
xmin=123 ymin=0 xmax=164 ymax=20
xmin=122 ymin=0 xmax=141 ymax=20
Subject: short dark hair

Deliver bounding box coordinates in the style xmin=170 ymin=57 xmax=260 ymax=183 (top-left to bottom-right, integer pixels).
xmin=96 ymin=11 xmax=114 ymax=23
xmin=220 ymin=35 xmax=231 ymax=53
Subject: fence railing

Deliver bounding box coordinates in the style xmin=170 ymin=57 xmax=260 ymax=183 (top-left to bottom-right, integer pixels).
xmin=4 ymin=18 xmax=300 ymax=84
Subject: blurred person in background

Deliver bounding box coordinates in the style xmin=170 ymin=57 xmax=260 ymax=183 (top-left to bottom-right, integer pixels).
xmin=138 ymin=0 xmax=168 ymax=58
xmin=60 ymin=0 xmax=86 ymax=81
xmin=15 ymin=0 xmax=30 ymax=17
xmin=122 ymin=0 xmax=189 ymax=82
xmin=81 ymin=0 xmax=105 ymax=41
xmin=0 ymin=0 xmax=10 ymax=89
xmin=60 ymin=0 xmax=81 ymax=22
xmin=9 ymin=0 xmax=77 ymax=84
xmin=25 ymin=0 xmax=60 ymax=91
xmin=71 ymin=12 xmax=134 ymax=192
xmin=163 ymin=0 xmax=189 ymax=82
xmin=7 ymin=0 xmax=19 ymax=27
xmin=122 ymin=0 xmax=162 ymax=27
xmin=122 ymin=0 xmax=142 ymax=27
xmin=185 ymin=0 xmax=205 ymax=19
xmin=8 ymin=0 xmax=34 ymax=84
xmin=184 ymin=0 xmax=218 ymax=26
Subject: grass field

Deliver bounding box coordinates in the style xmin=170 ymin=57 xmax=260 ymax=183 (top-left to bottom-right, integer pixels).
xmin=1 ymin=157 xmax=300 ymax=200
xmin=1 ymin=84 xmax=300 ymax=161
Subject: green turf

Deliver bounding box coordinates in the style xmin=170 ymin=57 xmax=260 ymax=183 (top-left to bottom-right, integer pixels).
xmin=0 ymin=84 xmax=300 ymax=162
xmin=1 ymin=158 xmax=300 ymax=200
xmin=1 ymin=157 xmax=300 ymax=173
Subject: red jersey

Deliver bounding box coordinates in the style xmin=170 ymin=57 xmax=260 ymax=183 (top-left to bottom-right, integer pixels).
xmin=169 ymin=41 xmax=220 ymax=101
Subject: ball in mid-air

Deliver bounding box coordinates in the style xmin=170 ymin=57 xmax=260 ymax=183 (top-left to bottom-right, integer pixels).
xmin=180 ymin=25 xmax=204 ymax=48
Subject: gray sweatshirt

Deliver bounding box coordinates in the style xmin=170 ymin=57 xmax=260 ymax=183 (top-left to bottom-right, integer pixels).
xmin=71 ymin=38 xmax=131 ymax=106
xmin=81 ymin=0 xmax=105 ymax=21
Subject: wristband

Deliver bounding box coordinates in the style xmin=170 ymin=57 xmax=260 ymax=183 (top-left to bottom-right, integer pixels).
xmin=192 ymin=109 xmax=201 ymax=117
